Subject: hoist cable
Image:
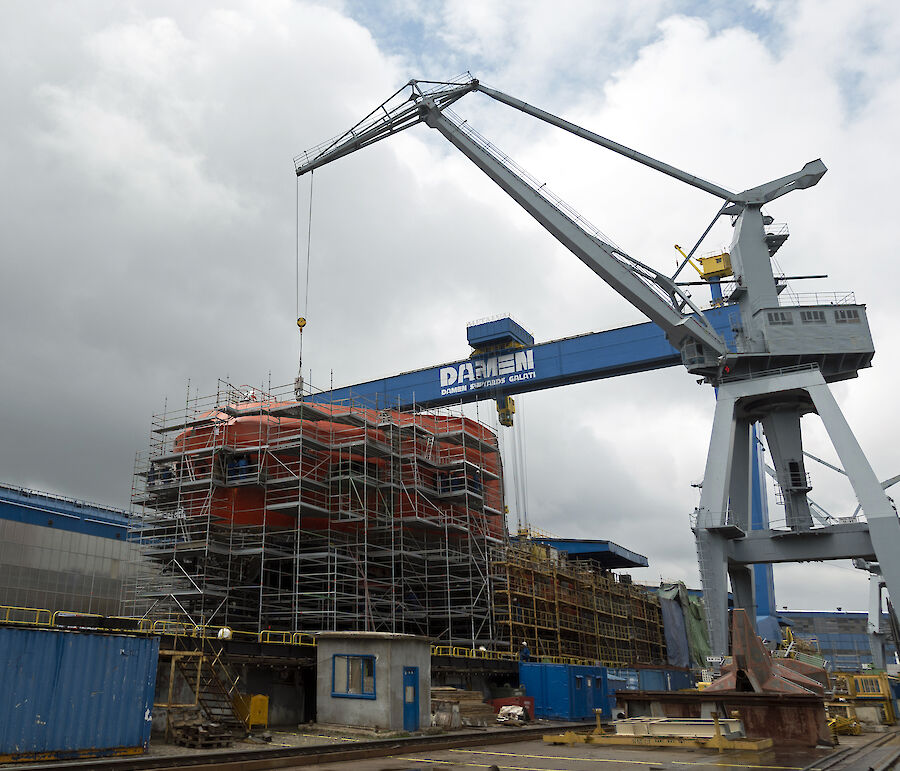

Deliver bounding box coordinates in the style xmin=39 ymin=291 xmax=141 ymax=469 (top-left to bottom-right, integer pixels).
xmin=297 ymin=171 xmax=315 ymax=360
xmin=516 ymin=397 xmax=529 ymax=530
xmin=303 ymin=171 xmax=314 ymax=319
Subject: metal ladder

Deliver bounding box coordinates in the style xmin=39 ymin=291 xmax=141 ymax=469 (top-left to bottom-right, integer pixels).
xmin=175 ymin=638 xmax=247 ymax=735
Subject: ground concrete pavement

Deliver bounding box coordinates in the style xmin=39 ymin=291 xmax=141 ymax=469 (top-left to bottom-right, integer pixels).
xmin=275 ymin=736 xmax=839 ymax=771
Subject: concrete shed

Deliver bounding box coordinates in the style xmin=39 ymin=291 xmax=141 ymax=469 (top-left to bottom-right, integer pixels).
xmin=316 ymin=632 xmax=431 ymax=731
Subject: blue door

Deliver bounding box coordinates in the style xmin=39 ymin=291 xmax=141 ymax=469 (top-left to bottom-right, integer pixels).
xmin=572 ymin=674 xmax=587 ymax=719
xmin=403 ymin=666 xmax=419 ymax=731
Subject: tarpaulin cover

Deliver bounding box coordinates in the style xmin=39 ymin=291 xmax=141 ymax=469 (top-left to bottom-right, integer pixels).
xmin=659 ymin=581 xmax=711 ymax=668
xmin=659 ymin=595 xmax=690 ymax=668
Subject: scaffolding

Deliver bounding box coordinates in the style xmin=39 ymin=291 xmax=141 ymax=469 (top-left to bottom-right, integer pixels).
xmin=125 ymin=380 xmax=505 ymax=647
xmin=491 ymin=539 xmax=667 ymax=666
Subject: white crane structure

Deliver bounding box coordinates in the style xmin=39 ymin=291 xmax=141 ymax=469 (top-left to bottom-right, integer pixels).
xmin=294 ymin=75 xmax=900 ymax=656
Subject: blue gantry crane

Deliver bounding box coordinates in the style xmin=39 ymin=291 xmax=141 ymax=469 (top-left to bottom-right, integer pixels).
xmin=307 ymin=305 xmax=738 ymax=412
xmin=295 ymin=75 xmax=899 ymax=655
xmin=307 ymin=305 xmax=785 ymax=632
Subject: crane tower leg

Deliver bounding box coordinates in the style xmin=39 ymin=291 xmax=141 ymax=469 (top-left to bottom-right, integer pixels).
xmin=805 ymin=379 xmax=900 ymax=629
xmin=694 ymin=389 xmax=745 ymax=655
xmin=695 ymin=368 xmax=900 ymax=657
xmin=867 ymin=573 xmax=888 ymax=670
xmin=760 ymin=409 xmax=814 ymax=530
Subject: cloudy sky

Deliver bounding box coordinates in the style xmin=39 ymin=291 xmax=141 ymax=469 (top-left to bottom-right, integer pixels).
xmin=2 ymin=0 xmax=899 ymax=611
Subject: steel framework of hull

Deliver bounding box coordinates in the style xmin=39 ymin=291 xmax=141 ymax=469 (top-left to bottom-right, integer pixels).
xmin=492 ymin=540 xmax=666 ymax=665
xmin=125 ymin=379 xmax=671 ymax=664
xmin=125 ymin=380 xmax=504 ymax=646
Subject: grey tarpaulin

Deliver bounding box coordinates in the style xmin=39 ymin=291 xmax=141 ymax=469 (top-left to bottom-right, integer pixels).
xmin=660 ymin=596 xmax=690 ymax=667
xmin=658 ymin=581 xmax=711 ymax=668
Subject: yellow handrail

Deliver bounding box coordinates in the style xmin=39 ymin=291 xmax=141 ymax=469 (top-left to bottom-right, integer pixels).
xmin=0 ymin=604 xmax=323 ymax=647
xmin=428 ymin=644 xmax=597 ymax=666
xmin=1 ymin=606 xmax=52 ymax=627
xmin=5 ymin=604 xmax=594 ymax=663
xmin=292 ymin=632 xmax=317 ymax=647
xmin=260 ymin=630 xmax=292 ymax=645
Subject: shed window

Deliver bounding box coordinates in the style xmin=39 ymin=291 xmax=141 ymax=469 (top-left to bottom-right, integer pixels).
xmin=332 ymin=654 xmax=376 ymax=699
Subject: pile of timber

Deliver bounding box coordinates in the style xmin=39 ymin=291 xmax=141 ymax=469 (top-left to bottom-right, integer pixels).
xmin=431 ymin=687 xmax=495 ymax=727
xmin=170 ymin=710 xmax=234 ymax=749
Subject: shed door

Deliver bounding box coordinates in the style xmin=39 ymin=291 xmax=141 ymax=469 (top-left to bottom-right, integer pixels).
xmin=402 ymin=666 xmax=419 ymax=732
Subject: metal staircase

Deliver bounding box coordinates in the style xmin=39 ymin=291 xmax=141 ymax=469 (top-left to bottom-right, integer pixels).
xmin=174 ymin=638 xmax=247 ymax=736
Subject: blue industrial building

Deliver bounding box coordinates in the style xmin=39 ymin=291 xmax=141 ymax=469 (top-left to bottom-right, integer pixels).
xmin=781 ymin=610 xmax=898 ymax=671
xmin=0 ymin=483 xmax=131 ymax=615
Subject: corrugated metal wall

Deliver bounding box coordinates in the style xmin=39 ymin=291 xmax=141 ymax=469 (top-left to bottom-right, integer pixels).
xmin=0 ymin=627 xmax=159 ymax=760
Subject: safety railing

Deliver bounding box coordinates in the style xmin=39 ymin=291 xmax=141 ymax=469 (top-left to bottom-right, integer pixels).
xmin=835 ymin=672 xmax=894 ymax=699
xmin=1 ymin=604 xmax=316 ymax=649
xmin=53 ymin=611 xmax=154 ymax=634
xmin=429 ymin=644 xmax=599 ymax=666
xmin=258 ymin=630 xmax=317 ymax=648
xmin=6 ymin=605 xmax=560 ymax=660
xmin=1 ymin=605 xmax=53 ymax=626
xmin=779 ymin=291 xmax=857 ymax=307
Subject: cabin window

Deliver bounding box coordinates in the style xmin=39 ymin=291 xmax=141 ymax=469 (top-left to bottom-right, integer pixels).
xmin=767 ymin=311 xmax=793 ymax=325
xmin=835 ymin=309 xmax=861 ymax=324
xmin=800 ymin=310 xmax=826 ymax=324
xmin=332 ymin=654 xmax=376 ymax=699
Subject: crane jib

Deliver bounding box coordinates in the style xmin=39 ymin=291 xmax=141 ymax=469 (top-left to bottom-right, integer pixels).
xmin=291 ymin=76 xmax=766 ymax=368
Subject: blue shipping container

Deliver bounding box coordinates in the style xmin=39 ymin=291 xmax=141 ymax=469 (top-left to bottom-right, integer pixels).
xmin=519 ymin=663 xmax=611 ymax=721
xmin=0 ymin=627 xmax=159 ymax=762
xmin=608 ymin=667 xmax=694 ymax=692
xmin=606 ymin=667 xmax=639 ymax=690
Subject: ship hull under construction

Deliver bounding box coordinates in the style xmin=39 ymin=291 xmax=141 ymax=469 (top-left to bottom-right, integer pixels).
xmin=127 ymin=381 xmax=667 ymax=664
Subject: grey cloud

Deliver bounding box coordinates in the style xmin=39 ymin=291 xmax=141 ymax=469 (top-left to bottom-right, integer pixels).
xmin=2 ymin=0 xmax=898 ymax=615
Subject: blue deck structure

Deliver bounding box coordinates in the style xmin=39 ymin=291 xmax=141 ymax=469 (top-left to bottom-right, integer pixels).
xmin=519 ymin=538 xmax=648 ymax=569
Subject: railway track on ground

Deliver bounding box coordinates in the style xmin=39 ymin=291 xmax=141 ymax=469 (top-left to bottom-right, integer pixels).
xmin=20 ymin=724 xmax=579 ymax=771
xmin=804 ymin=730 xmax=900 ymax=771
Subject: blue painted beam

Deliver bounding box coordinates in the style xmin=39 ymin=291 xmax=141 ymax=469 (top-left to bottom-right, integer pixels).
xmin=309 ymin=304 xmax=739 ymax=410
xmin=0 ymin=484 xmax=128 ymax=541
